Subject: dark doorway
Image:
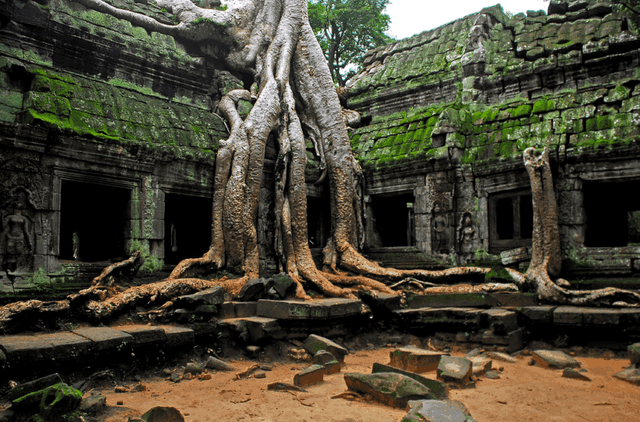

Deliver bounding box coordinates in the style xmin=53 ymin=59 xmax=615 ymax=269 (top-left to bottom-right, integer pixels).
xmin=584 ymin=180 xmax=640 ymax=247
xmin=307 ymin=196 xmax=330 ymax=248
xmin=59 ymin=181 xmax=129 ymax=262
xmin=370 ymin=193 xmax=415 ymax=247
xmin=489 ymin=189 xmax=533 ymax=253
xmin=164 ymin=194 xmax=212 ymax=264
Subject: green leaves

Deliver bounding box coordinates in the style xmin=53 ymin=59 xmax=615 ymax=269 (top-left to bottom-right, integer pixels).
xmin=308 ymin=0 xmax=393 ymax=86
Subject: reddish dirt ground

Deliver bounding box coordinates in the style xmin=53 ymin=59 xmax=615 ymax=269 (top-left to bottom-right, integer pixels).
xmin=93 ymin=347 xmax=639 ymax=422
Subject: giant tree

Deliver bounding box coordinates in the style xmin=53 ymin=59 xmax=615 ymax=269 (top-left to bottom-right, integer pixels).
xmin=308 ymin=0 xmax=392 ymax=86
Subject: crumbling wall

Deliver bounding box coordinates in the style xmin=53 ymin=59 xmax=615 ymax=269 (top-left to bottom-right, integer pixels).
xmin=348 ymin=1 xmax=640 ymax=277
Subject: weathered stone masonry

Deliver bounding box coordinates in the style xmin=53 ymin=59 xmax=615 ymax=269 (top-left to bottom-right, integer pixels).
xmin=347 ymin=1 xmax=640 ymax=279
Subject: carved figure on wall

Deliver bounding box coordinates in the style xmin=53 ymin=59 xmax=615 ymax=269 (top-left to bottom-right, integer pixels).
xmin=432 ymin=201 xmax=450 ymax=253
xmin=1 ymin=190 xmax=34 ymax=273
xmin=458 ymin=212 xmax=476 ymax=253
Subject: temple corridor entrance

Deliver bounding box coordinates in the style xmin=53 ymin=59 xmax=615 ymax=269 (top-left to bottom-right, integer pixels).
xmin=59 ymin=181 xmax=129 ymax=262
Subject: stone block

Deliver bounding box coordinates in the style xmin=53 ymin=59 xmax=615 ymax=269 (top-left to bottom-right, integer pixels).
xmin=312 ymin=351 xmax=341 ymax=375
xmin=304 ymin=334 xmax=348 ymax=362
xmin=437 ymin=356 xmax=472 ymax=384
xmin=487 ymin=293 xmax=539 ymax=307
xmin=270 ymin=273 xmax=297 ymax=298
xmin=40 ymin=332 xmax=93 ymax=360
xmin=613 ymin=367 xmax=640 ymax=385
xmin=173 ymin=286 xmax=225 ymax=309
xmin=344 ymin=373 xmax=436 ymax=408
xmin=406 ymin=293 xmax=489 ymax=309
xmin=482 ymin=329 xmax=524 ymax=353
xmin=0 ymin=334 xmax=54 ymax=363
xmin=6 ymin=373 xmax=63 ymax=402
xmin=532 ymin=349 xmax=580 ymax=369
xmin=293 ymin=364 xmax=325 ymax=387
xmin=373 ymin=293 xmax=403 ymax=311
xmin=389 ymin=347 xmax=448 ymax=373
xmin=404 ymin=400 xmax=474 ymax=422
xmin=113 ymin=325 xmax=166 ymax=347
xmin=219 ymin=302 xmax=236 ymax=319
xmin=371 ymin=363 xmax=448 ymax=399
xmin=394 ymin=307 xmax=484 ymax=330
xmin=482 ymin=309 xmax=518 ymax=334
xmin=469 ymin=356 xmax=492 ymax=376
xmin=234 ymin=302 xmax=258 ymax=318
xmin=257 ymin=299 xmax=363 ymax=320
xmin=581 ymin=308 xmax=621 ymax=326
xmin=520 ymin=306 xmax=557 ymax=322
xmin=554 ymin=306 xmax=583 ymax=325
xmin=238 ymin=278 xmax=267 ymax=301
xmin=160 ymin=326 xmax=194 ymax=348
xmin=73 ymin=327 xmax=133 ymax=353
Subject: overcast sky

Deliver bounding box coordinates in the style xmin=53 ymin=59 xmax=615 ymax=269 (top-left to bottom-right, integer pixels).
xmin=387 ymin=0 xmax=551 ymax=39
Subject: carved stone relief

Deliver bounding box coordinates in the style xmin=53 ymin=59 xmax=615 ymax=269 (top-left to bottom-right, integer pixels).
xmin=1 ymin=188 xmax=35 ymax=273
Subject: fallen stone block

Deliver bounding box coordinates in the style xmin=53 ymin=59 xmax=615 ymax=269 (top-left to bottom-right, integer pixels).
xmin=205 ymin=356 xmax=236 ymax=371
xmin=613 ymin=367 xmax=640 ymax=386
xmin=304 ymin=334 xmax=348 ymax=362
xmin=238 ymin=279 xmax=267 ymax=302
xmin=532 ymin=350 xmax=580 ymax=369
xmin=142 ymin=406 xmax=185 ymax=422
xmin=562 ymin=368 xmax=591 ymax=381
xmin=270 ymin=273 xmax=297 ymax=298
xmin=344 ymin=372 xmax=436 ymax=408
xmin=389 ymin=347 xmax=448 ymax=373
xmin=486 ymin=351 xmax=518 ymax=364
xmin=267 ymin=382 xmax=306 ymax=392
xmin=437 ymin=356 xmax=472 ymax=385
xmin=80 ymin=395 xmax=106 ymax=414
xmin=294 ymin=364 xmax=326 ymax=387
xmin=628 ymin=343 xmax=640 ymax=366
xmin=313 ymin=350 xmax=341 ymax=374
xmin=403 ymin=399 xmax=477 ymax=422
xmin=6 ymin=373 xmax=63 ymax=402
xmin=173 ymin=287 xmax=224 ymax=308
xmin=371 ymin=363 xmax=448 ymax=399
xmin=469 ymin=356 xmax=492 ymax=376
xmin=184 ymin=362 xmax=204 ymax=375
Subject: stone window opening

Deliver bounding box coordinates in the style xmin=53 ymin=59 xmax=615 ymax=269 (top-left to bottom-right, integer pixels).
xmin=59 ymin=181 xmax=129 ymax=263
xmin=369 ymin=193 xmax=415 ymax=247
xmin=489 ymin=189 xmax=533 ymax=254
xmin=584 ymin=180 xmax=640 ymax=247
xmin=164 ymin=194 xmax=212 ymax=265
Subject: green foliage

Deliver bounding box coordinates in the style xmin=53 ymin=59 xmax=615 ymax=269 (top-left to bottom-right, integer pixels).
xmin=308 ymin=0 xmax=393 ymax=86
xmin=28 ymin=267 xmax=52 ymax=292
xmin=612 ymin=1 xmax=640 ymax=30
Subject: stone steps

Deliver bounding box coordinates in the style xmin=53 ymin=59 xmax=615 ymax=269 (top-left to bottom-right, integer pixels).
xmin=3 ymin=295 xmax=640 ymax=376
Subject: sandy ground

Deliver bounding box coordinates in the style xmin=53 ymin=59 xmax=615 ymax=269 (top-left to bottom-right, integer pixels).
xmin=92 ymin=347 xmax=640 ymax=422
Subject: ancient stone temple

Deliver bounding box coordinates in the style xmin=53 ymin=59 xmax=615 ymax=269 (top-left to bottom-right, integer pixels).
xmin=346 ymin=1 xmax=640 ymax=280
xmin=0 ymin=0 xmax=639 ymax=292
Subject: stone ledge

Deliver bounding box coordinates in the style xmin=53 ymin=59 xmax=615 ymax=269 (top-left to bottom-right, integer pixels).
xmin=256 ymin=299 xmax=364 ymax=320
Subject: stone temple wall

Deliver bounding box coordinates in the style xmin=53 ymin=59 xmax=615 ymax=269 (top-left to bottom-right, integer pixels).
xmin=348 ymin=0 xmax=640 ymax=279
xmin=0 ymin=0 xmax=303 ymax=291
